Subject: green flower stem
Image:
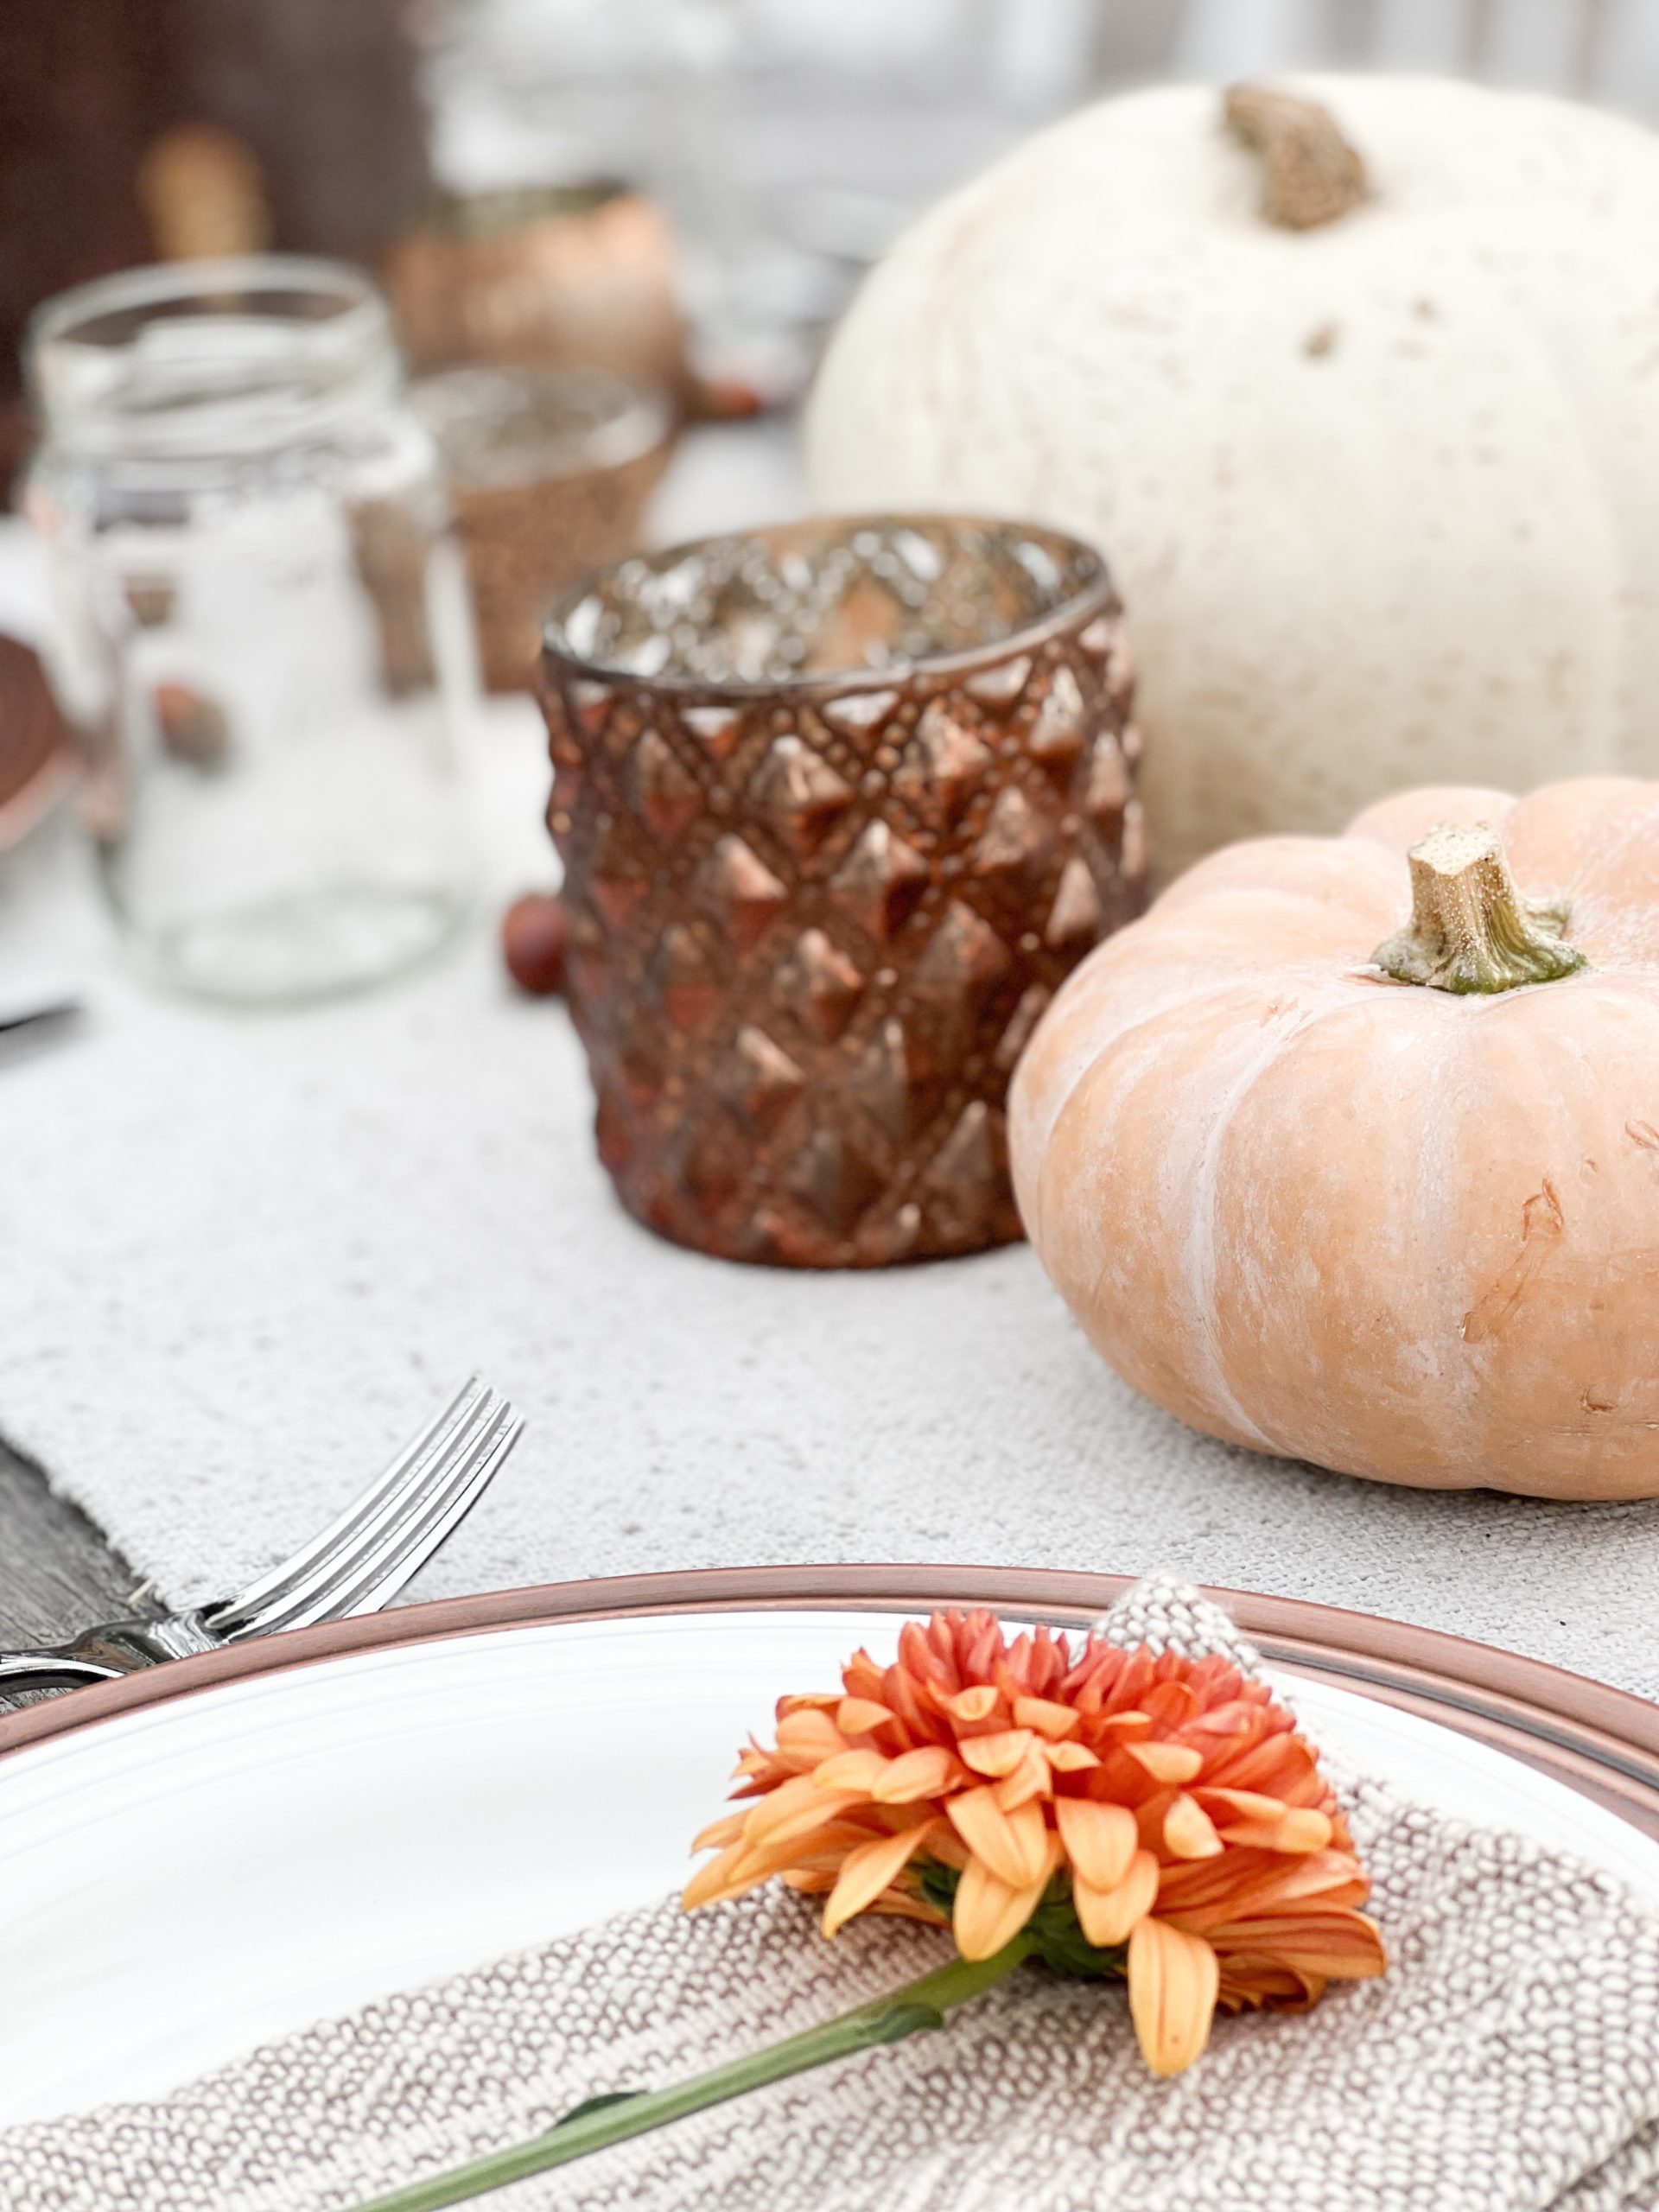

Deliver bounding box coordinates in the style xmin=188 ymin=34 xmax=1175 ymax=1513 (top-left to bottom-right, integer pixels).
xmin=347 ymin=1939 xmax=1034 ymax=2212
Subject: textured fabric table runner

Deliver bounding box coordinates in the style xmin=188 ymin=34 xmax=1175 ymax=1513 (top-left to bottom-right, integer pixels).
xmin=7 ymin=1581 xmax=1659 ymax=2212
xmin=5 ymin=447 xmax=1659 ymax=1703
xmin=7 ymin=731 xmax=1659 ymax=1698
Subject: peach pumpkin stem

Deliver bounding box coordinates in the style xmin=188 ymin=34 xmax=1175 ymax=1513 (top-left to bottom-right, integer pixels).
xmin=1372 ymin=820 xmax=1586 ymax=995
xmin=1223 ymin=84 xmax=1370 ymax=230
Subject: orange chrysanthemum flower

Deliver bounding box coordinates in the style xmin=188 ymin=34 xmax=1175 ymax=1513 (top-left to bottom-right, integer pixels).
xmin=686 ymin=1610 xmax=1385 ymax=2075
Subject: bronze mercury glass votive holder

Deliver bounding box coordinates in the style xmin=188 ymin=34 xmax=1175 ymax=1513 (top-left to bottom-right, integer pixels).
xmin=539 ymin=516 xmax=1146 ymax=1267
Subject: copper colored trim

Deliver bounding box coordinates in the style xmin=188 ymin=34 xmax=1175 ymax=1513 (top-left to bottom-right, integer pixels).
xmin=3 ymin=1565 xmax=1658 ymax=1840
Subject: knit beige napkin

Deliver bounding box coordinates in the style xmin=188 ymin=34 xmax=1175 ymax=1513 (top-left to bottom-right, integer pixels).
xmin=7 ymin=1579 xmax=1659 ymax=2212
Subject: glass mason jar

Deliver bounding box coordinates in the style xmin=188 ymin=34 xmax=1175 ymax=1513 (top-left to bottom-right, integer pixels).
xmin=23 ymin=257 xmax=474 ymax=1003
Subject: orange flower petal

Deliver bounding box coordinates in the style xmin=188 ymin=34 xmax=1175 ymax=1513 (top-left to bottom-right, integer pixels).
xmin=767 ymin=1817 xmax=907 ymax=1876
xmin=945 ymin=1685 xmax=1000 ymax=1725
xmin=689 ymin=1811 xmax=747 ymax=1855
xmin=1128 ymin=1917 xmax=1221 ymax=2076
xmin=999 ymin=1796 xmax=1053 ymax=1886
xmin=1141 ymin=1680 xmax=1199 ymax=1729
xmin=1055 ymin=1798 xmax=1137 ymax=1891
xmin=960 ymin=1729 xmax=1036 ymax=1779
xmin=812 ymin=1749 xmax=888 ymax=1794
xmin=870 ymin=1745 xmax=960 ymax=1803
xmin=953 ymin=1836 xmax=1062 ymax=1961
xmin=994 ymin=1748 xmax=1055 ymax=1812
xmin=1211 ymin=1909 xmax=1387 ymax=1982
xmin=1127 ymin=1743 xmax=1204 ymax=1786
xmin=690 ymin=1819 xmax=883 ymax=1907
xmin=1205 ymin=1734 xmax=1319 ymax=1798
xmin=866 ymin=1889 xmax=950 ymax=1926
xmin=726 ymin=1827 xmax=871 ymax=1892
xmin=1093 ymin=1709 xmax=1153 ymax=1738
xmin=1192 ymin=1787 xmax=1285 ymax=1822
xmin=773 ymin=1707 xmax=849 ymax=1769
xmin=928 ymin=1825 xmax=970 ymax=1873
xmin=1014 ymin=1695 xmax=1081 ymax=1741
xmin=744 ymin=1774 xmax=865 ymax=1848
xmin=1164 ymin=1793 xmax=1224 ymax=1860
xmin=1157 ymin=1847 xmax=1370 ymax=1929
xmin=683 ymin=1840 xmax=751 ymax=1910
xmin=953 ymin=1859 xmax=1039 ymax=1960
xmin=1278 ymin=1808 xmax=1337 ymax=1853
xmin=1074 ymin=1847 xmax=1159 ymax=1948
xmin=836 ymin=1697 xmax=893 ymax=1736
xmin=1216 ymin=1956 xmax=1321 ymax=2012
xmin=822 ymin=1823 xmax=937 ymax=1938
xmin=1184 ymin=1701 xmax=1257 ymax=1743
xmin=1105 ymin=1651 xmax=1154 ymax=1712
xmin=946 ymin=1784 xmax=1049 ymax=1888
xmin=1217 ymin=1808 xmax=1333 ymax=1854
xmin=1045 ymin=1742 xmax=1101 ymax=1774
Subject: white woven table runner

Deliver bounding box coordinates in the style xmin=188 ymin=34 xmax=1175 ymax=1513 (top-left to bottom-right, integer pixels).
xmin=5 ymin=770 xmax=1659 ymax=1697
xmin=5 ymin=1580 xmax=1658 ymax=2212
xmin=3 ymin=448 xmax=1659 ymax=1702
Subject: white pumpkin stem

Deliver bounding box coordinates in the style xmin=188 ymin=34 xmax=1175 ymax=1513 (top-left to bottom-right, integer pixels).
xmin=1223 ymin=84 xmax=1369 ymax=230
xmin=1372 ymin=821 xmax=1586 ymax=995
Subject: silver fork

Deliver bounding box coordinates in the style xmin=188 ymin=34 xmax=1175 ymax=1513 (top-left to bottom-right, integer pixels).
xmin=0 ymin=1376 xmax=522 ymax=1694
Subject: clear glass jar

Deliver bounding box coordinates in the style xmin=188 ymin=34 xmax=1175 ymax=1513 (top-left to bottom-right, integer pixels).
xmin=23 ymin=257 xmax=475 ymax=1003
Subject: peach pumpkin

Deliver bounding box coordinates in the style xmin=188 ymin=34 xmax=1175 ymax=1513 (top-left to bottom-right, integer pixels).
xmin=1009 ymin=778 xmax=1659 ymax=1499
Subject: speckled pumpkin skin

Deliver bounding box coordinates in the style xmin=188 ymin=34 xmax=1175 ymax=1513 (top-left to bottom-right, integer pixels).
xmin=1010 ymin=779 xmax=1659 ymax=1498
xmin=808 ymin=76 xmax=1659 ymax=875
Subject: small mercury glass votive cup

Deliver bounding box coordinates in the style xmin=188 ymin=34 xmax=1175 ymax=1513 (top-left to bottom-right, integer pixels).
xmin=414 ymin=365 xmax=673 ymax=694
xmin=539 ymin=516 xmax=1146 ymax=1268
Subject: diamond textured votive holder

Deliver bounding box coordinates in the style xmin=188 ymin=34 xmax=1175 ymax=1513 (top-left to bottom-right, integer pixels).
xmin=539 ymin=516 xmax=1145 ymax=1267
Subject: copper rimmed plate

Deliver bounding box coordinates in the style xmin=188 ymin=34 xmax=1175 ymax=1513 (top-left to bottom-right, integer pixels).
xmin=2 ymin=1565 xmax=1657 ymax=2128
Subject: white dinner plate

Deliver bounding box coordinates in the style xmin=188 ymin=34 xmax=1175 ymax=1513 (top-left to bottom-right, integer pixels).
xmin=3 ymin=1580 xmax=1659 ymax=2130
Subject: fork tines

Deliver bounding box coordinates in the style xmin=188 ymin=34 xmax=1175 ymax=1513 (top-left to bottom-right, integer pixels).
xmin=207 ymin=1378 xmax=523 ymax=1640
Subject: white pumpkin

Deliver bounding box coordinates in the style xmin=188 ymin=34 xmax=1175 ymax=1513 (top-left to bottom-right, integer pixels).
xmin=807 ymin=75 xmax=1659 ymax=874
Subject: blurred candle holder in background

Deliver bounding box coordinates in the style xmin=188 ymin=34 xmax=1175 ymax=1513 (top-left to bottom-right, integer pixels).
xmin=385 ymin=185 xmax=688 ymax=400
xmin=414 ymin=365 xmax=673 ymax=694
xmin=540 ymin=514 xmax=1145 ymax=1268
xmin=418 ymin=0 xmax=1102 ymax=410
xmin=22 ymin=257 xmax=475 ymax=1006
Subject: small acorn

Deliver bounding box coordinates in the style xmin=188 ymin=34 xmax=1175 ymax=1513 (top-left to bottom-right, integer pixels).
xmin=501 ymin=891 xmax=568 ymax=996
xmin=155 ymin=680 xmax=231 ymax=767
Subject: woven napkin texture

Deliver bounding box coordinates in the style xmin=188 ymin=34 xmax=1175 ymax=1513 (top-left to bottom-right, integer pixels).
xmin=6 ymin=1577 xmax=1659 ymax=2212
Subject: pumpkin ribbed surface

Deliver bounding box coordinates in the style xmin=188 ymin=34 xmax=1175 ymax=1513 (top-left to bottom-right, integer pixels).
xmin=1010 ymin=777 xmax=1659 ymax=1497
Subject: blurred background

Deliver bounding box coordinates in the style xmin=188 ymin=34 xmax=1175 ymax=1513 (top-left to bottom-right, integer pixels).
xmin=5 ymin=0 xmax=1659 ymax=1623
xmin=10 ymin=0 xmax=1659 ymax=462
xmin=8 ymin=0 xmax=1659 ymax=942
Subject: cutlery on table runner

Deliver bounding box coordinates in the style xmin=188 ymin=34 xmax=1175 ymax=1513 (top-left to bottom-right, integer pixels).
xmin=0 ymin=1376 xmax=522 ymax=1693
